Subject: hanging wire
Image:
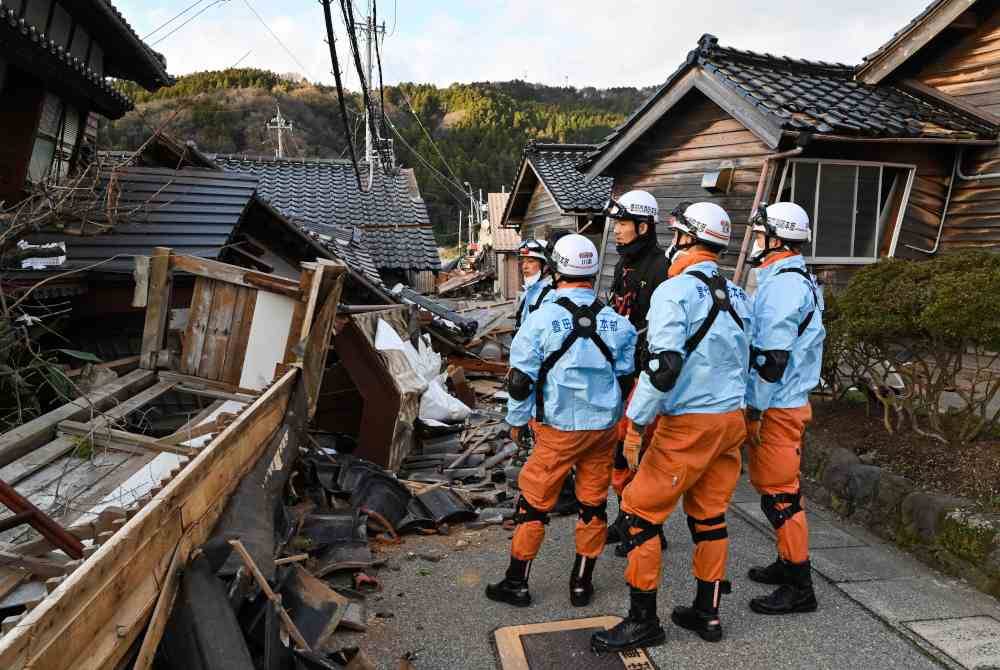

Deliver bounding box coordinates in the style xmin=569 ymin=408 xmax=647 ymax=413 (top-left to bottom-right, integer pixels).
xmin=142 ymin=0 xmax=207 ymax=40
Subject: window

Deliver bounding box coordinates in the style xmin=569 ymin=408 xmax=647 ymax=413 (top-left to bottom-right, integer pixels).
xmin=27 ymin=92 xmax=82 ymax=183
xmin=776 ymin=159 xmax=915 ymax=263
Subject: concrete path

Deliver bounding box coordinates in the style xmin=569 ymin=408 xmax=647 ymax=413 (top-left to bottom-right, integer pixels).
xmin=342 ymin=475 xmax=1000 ymax=670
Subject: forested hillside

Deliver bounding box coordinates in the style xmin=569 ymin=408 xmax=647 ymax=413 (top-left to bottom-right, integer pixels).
xmin=104 ymin=69 xmax=654 ymax=240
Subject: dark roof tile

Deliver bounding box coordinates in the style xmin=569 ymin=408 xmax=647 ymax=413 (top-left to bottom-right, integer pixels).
xmin=524 ymin=142 xmax=613 ymax=212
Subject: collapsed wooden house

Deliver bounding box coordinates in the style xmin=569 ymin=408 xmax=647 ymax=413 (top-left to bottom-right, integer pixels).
xmin=0 ymin=250 xmax=345 ymax=669
xmin=581 ymin=5 xmax=1000 ymax=288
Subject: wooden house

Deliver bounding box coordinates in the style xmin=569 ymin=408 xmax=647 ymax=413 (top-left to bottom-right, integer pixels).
xmin=581 ymin=26 xmax=1000 ymax=290
xmin=484 ymin=192 xmax=523 ymax=300
xmin=0 ymin=0 xmax=172 ymax=203
xmin=501 ymin=141 xmax=614 ymax=253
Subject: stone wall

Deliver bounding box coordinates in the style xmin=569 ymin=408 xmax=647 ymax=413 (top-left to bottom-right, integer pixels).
xmin=801 ymin=437 xmax=1000 ymax=599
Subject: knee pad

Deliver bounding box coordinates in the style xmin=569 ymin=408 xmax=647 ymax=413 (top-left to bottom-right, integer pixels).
xmin=613 ymin=513 xmax=660 ymax=558
xmin=760 ymin=491 xmax=802 ymax=530
xmin=614 ymin=442 xmax=628 ymax=470
xmin=687 ymin=514 xmax=728 ymax=543
xmin=578 ymin=499 xmax=608 ymax=525
xmin=513 ymin=496 xmax=550 ymax=526
xmin=507 ymin=368 xmax=534 ymax=401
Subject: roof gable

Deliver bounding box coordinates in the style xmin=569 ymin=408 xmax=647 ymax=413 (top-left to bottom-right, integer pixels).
xmin=584 ymin=34 xmax=997 ymax=179
xmin=503 ymin=142 xmax=613 ymax=222
xmin=856 ymin=0 xmax=980 ymax=85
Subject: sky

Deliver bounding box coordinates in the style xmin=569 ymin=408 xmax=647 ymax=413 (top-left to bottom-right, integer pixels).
xmin=116 ymin=0 xmax=933 ymax=90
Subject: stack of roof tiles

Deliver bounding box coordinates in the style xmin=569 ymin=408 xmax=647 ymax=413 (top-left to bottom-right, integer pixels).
xmin=214 ymin=156 xmax=441 ymax=273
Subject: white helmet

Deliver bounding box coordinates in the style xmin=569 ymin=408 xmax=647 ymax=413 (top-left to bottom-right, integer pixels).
xmin=749 ymin=201 xmax=811 ymax=266
xmin=669 ymin=201 xmax=732 ymax=248
xmin=551 ymin=234 xmax=600 ymax=277
xmin=604 ymin=190 xmax=659 ymax=223
xmin=517 ymin=238 xmax=548 ymax=262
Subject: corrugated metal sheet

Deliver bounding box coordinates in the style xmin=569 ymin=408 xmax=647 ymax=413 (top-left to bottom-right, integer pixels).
xmin=28 ymin=166 xmax=257 ymax=272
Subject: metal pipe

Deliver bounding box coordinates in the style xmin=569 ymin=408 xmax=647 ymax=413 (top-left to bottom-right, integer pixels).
xmin=904 ymin=148 xmax=960 ymax=255
xmin=956 ymin=145 xmax=1000 ymax=181
xmin=733 ymin=146 xmax=805 ymax=285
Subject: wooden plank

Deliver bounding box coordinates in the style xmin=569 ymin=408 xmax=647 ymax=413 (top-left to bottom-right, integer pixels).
xmin=170 ymin=254 xmax=302 ymax=299
xmin=221 ymin=287 xmax=256 ymax=385
xmin=131 ymin=544 xmax=183 ymax=670
xmin=56 ymin=422 xmax=197 ymax=457
xmin=0 ymin=369 xmax=156 ymax=469
xmin=131 ymin=256 xmax=149 ymax=309
xmin=0 ymin=369 xmax=297 ymax=670
xmin=180 ymin=277 xmax=214 ymax=376
xmin=302 ymin=274 xmax=343 ymax=417
xmin=0 ymin=567 xmax=28 ymax=601
xmin=63 ymin=356 xmax=140 ymax=380
xmin=283 ymin=267 xmax=314 ymax=364
xmin=139 ymin=248 xmax=173 ymax=370
xmin=198 ymin=282 xmax=239 ymax=381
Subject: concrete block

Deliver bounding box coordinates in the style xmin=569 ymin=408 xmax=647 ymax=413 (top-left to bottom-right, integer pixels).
xmin=906 ymin=616 xmax=1000 ymax=669
xmin=839 ymin=577 xmax=997 ymax=624
xmin=810 ymin=545 xmax=924 ymax=583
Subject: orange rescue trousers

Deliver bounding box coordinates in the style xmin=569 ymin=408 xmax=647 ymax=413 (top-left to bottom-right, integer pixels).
xmin=511 ymin=423 xmax=617 ymax=561
xmin=748 ymin=405 xmax=812 ymax=564
xmin=621 ymin=411 xmax=745 ymax=591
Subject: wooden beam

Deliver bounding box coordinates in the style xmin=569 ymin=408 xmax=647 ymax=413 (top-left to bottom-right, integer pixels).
xmin=56 ymin=421 xmax=198 ymax=457
xmin=131 ymin=545 xmax=183 ymax=670
xmin=901 ymin=77 xmax=1000 ymax=126
xmin=170 ymin=254 xmax=302 ymax=299
xmin=63 ymin=356 xmax=140 ymax=380
xmin=140 ymin=247 xmax=173 ymax=370
xmin=0 ymin=369 xmax=298 ymax=670
xmin=158 ymin=371 xmax=259 ymax=398
xmin=0 ymin=369 xmax=157 ymax=469
xmin=694 ymin=70 xmax=783 ymax=149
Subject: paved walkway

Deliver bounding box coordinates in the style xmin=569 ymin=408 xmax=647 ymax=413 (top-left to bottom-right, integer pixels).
xmin=344 ymin=475 xmax=1000 ymax=670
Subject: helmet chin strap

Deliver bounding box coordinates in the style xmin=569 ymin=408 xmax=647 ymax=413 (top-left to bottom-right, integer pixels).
xmin=665 ymin=229 xmax=698 ymax=263
xmin=748 ymin=234 xmax=789 ymax=267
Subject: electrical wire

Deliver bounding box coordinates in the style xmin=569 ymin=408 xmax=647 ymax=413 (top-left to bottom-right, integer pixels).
xmin=339 ymin=0 xmax=381 ymax=163
xmin=243 ymin=0 xmax=312 ymax=77
xmin=384 ymin=115 xmax=468 ymax=206
xmin=399 ymin=87 xmax=464 ymax=188
xmin=320 ymin=0 xmax=370 ymax=192
xmin=387 ymin=0 xmax=398 ymax=37
xmin=149 ymin=0 xmax=227 ymax=47
xmin=142 ymin=0 xmax=207 ymax=40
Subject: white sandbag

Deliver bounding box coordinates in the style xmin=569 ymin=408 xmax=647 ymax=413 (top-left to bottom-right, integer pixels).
xmin=419 ymin=373 xmax=472 ymax=423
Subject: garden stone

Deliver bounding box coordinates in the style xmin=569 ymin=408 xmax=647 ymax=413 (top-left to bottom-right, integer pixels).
xmin=844 ymin=464 xmax=881 ymax=520
xmin=901 ymin=492 xmax=971 ymax=544
xmin=870 ymin=472 xmax=915 ymax=539
xmin=821 ymin=447 xmax=860 ymax=500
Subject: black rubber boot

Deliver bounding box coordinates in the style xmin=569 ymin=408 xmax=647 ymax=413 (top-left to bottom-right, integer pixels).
xmin=748 ymin=557 xmax=791 ymax=585
xmin=570 ymin=554 xmax=597 ymax=606
xmin=671 ymin=579 xmax=731 ymax=642
xmin=486 ymin=558 xmax=532 ymax=607
xmin=749 ymin=559 xmax=818 ymax=615
xmin=590 ymin=588 xmax=665 ymax=653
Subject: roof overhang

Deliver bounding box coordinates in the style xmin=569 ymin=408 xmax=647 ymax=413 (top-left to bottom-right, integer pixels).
xmin=856 ymin=0 xmax=978 ymax=86
xmin=584 ymin=67 xmax=784 ymax=182
xmin=499 ymin=155 xmax=539 ymax=227
xmin=80 ymin=0 xmax=174 ymax=90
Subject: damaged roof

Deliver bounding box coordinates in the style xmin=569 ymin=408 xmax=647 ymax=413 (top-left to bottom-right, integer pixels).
xmin=213 ymin=156 xmax=441 ymax=272
xmin=27 ymin=167 xmax=259 ymax=272
xmin=583 ymin=34 xmax=998 ymax=174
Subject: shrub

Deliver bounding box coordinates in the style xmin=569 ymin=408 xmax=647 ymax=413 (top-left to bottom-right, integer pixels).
xmin=835 ymin=250 xmax=1000 ymax=445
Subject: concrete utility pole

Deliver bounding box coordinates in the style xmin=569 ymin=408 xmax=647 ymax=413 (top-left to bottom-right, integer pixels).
xmin=356 ymin=0 xmax=387 ymax=168
xmin=265 ymin=105 xmax=293 ymax=158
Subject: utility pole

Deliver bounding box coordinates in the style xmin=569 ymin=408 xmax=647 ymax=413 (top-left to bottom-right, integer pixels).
xmin=356 ymin=0 xmax=388 ymax=170
xmin=265 ymin=105 xmax=293 ymax=158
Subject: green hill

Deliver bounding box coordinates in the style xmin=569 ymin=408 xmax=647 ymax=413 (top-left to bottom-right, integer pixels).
xmin=103 ymin=69 xmax=653 ymax=241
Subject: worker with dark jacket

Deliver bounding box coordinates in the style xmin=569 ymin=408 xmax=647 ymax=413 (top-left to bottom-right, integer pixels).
xmin=602 ymin=190 xmax=669 ymax=545
xmin=744 ymin=202 xmax=826 ymax=616
xmin=487 ymin=234 xmax=636 ymax=608
xmin=592 ymin=202 xmax=751 ymax=653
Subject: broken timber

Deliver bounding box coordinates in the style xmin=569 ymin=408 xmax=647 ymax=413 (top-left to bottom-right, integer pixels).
xmin=0 ymin=250 xmax=346 ymax=670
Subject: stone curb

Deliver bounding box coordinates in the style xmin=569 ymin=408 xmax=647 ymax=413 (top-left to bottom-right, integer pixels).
xmin=801 ymin=435 xmax=1000 ymax=599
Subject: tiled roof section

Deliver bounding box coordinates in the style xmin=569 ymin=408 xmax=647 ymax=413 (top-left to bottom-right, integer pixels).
xmin=304 ymin=223 xmax=383 ymax=286
xmin=0 ymin=3 xmax=132 ymax=118
xmin=525 ymin=142 xmax=613 ymax=212
xmin=213 ymin=155 xmax=441 ymax=272
xmin=487 ymin=192 xmax=510 ymax=228
xmin=27 ymin=167 xmax=257 ymax=272
xmin=701 ymin=40 xmax=996 ymax=138
xmin=584 ymin=34 xmax=998 ymax=168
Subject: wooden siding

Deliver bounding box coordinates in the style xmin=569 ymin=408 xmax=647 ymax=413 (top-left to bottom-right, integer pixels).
xmin=599 ymin=91 xmax=770 ymax=288
xmin=520 ymin=181 xmax=566 ymax=241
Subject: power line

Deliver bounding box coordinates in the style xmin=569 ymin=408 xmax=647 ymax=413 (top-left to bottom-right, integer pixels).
xmin=398 ymin=87 xmax=464 ymax=188
xmin=384 ymin=115 xmax=468 ymax=206
xmin=230 ymin=49 xmax=253 ymax=68
xmin=243 ymin=0 xmax=312 ymax=78
xmin=142 ymin=0 xmax=207 ymax=40
xmin=150 ymin=0 xmax=228 ymax=47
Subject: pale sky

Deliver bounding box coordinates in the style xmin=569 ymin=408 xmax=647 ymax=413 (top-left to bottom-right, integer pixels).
xmin=116 ymin=0 xmax=930 ymax=90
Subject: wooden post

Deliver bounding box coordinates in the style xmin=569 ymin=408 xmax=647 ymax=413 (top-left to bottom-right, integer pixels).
xmin=140 ymin=247 xmax=173 ymax=370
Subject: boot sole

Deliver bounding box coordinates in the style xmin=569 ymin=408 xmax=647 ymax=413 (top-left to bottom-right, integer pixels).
xmin=485 ymin=588 xmax=531 ymax=608
xmin=670 ymin=612 xmax=722 ymax=642
xmin=570 ymin=593 xmax=593 ymax=607
xmin=748 ymin=599 xmax=818 ymax=615
xmin=590 ymin=629 xmax=666 ymax=654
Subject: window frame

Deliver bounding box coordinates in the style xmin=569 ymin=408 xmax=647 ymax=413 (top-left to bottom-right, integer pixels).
xmin=775 ymin=158 xmax=916 ymax=264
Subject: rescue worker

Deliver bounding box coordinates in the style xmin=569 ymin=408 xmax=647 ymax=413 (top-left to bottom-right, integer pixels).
xmin=486 ymin=234 xmax=637 ymax=608
xmin=514 ymin=239 xmax=556 ymax=330
xmin=592 ymin=202 xmax=751 ymax=652
xmin=602 ymin=190 xmax=670 ymax=546
xmin=744 ymin=202 xmax=825 ymax=615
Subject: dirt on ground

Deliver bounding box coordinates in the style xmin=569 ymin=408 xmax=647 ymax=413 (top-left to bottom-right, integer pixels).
xmin=809 ymin=400 xmax=1000 ymax=510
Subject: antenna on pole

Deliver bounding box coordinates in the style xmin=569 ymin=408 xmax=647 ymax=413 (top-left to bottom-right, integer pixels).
xmin=265 ymin=104 xmax=293 ymax=158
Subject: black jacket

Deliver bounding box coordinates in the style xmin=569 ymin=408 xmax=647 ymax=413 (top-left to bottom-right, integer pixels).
xmin=608 ymin=237 xmax=669 ymax=374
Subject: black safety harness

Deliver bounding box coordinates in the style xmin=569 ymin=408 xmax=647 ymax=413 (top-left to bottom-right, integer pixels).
xmin=515 ymin=283 xmax=554 ymax=329
xmin=776 ymin=266 xmax=818 ymax=337
xmin=684 ymin=270 xmax=745 ymax=353
xmin=535 ymin=297 xmax=615 ymax=424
